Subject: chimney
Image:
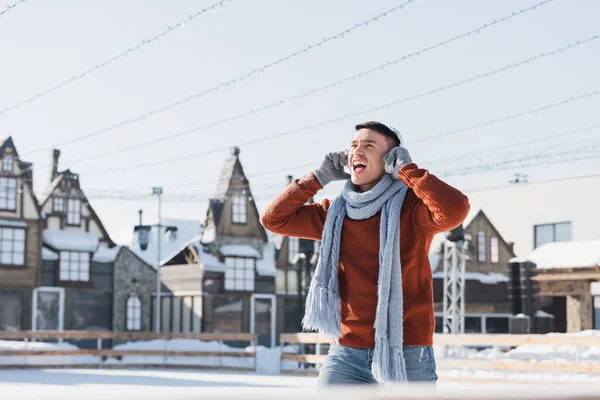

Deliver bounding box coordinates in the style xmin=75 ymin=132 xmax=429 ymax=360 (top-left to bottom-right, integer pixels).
xmin=231 ymin=147 xmax=240 ymax=156
xmin=50 ymin=149 xmax=60 ymax=182
xmin=287 ymin=175 xmax=293 ymax=185
xmin=138 ymin=209 xmax=143 ymax=226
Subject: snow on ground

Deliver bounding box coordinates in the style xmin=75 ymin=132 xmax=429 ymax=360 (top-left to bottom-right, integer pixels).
xmin=2 ymin=331 xmax=600 ymax=384
xmin=1 ymin=369 xmax=600 ymax=400
xmin=434 ymin=330 xmax=600 ymax=383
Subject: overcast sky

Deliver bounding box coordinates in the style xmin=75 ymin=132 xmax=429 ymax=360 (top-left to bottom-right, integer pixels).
xmin=1 ymin=0 xmax=598 ymax=244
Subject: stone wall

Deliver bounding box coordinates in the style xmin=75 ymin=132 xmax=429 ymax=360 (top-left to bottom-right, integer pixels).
xmin=113 ymin=248 xmax=156 ymax=332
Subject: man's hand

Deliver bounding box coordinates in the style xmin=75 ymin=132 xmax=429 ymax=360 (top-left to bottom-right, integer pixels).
xmin=384 ymin=146 xmax=413 ymax=180
xmin=314 ymin=151 xmax=351 ymax=186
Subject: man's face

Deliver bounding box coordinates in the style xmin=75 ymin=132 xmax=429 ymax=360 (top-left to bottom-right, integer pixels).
xmin=348 ymin=129 xmax=392 ymax=192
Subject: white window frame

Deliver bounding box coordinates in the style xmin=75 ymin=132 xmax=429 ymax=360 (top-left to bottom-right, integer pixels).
xmin=67 ymin=199 xmax=81 ymax=226
xmin=59 ymin=251 xmax=90 ymax=282
xmin=224 ymin=257 xmax=255 ymax=291
xmin=490 ymin=236 xmax=499 ymax=264
xmin=53 ymin=197 xmax=65 ymax=213
xmin=0 ymin=177 xmax=17 ymax=211
xmin=3 ymin=155 xmax=13 ymax=172
xmin=126 ymin=296 xmax=142 ymax=331
xmin=534 ymin=222 xmax=571 ymax=249
xmin=288 ymin=237 xmax=299 ymax=264
xmin=477 ymin=231 xmax=486 ymax=262
xmin=0 ymin=226 xmax=26 ymax=266
xmin=32 ymin=287 xmax=65 ymax=331
xmin=231 ymin=194 xmax=247 ymax=224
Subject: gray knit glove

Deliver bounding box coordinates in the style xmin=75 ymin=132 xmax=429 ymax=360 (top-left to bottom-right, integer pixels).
xmin=314 ymin=151 xmax=351 ymax=186
xmin=384 ymin=146 xmax=412 ymax=180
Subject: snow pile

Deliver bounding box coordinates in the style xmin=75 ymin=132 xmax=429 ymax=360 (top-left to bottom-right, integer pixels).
xmin=435 ymin=330 xmax=600 ymax=382
xmin=108 ymin=339 xmax=300 ymax=374
xmin=43 ymin=228 xmax=99 ymax=252
xmin=0 ymin=340 xmax=98 ymax=365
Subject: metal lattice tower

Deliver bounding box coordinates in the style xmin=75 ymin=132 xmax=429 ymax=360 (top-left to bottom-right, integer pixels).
xmin=442 ymin=241 xmax=467 ymax=334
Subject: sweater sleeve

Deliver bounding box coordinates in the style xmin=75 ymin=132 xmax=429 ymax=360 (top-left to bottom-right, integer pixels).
xmin=397 ymin=163 xmax=470 ymax=234
xmin=260 ymin=172 xmax=330 ymax=240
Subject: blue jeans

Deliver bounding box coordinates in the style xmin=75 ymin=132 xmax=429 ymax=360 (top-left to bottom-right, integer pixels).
xmin=317 ymin=345 xmax=438 ymax=386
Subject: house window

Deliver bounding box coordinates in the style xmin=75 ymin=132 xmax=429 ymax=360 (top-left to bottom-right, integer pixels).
xmin=126 ymin=296 xmax=142 ymax=331
xmin=490 ymin=237 xmax=499 ymax=264
xmin=276 ymin=269 xmax=298 ymax=295
xmin=0 ymin=227 xmax=25 ymax=266
xmin=288 ymin=237 xmax=299 ymax=264
xmin=231 ymin=194 xmax=247 ymax=224
xmin=59 ymin=251 xmax=90 ymax=281
xmin=224 ymin=257 xmax=254 ymax=291
xmin=53 ymin=198 xmax=65 ymax=213
xmin=534 ymin=222 xmax=571 ymax=249
xmin=2 ymin=155 xmax=13 ymax=172
xmin=477 ymin=231 xmax=486 ymax=262
xmin=67 ymin=199 xmax=81 ymax=225
xmin=0 ymin=177 xmax=17 ymax=211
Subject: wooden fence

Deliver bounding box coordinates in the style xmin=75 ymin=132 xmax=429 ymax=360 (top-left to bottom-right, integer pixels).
xmin=0 ymin=330 xmax=257 ymax=372
xmin=279 ymin=333 xmax=600 ymax=383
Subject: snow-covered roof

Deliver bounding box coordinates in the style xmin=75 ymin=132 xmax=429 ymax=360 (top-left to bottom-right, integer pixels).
xmin=42 ymin=247 xmax=59 ymax=260
xmin=129 ymin=218 xmax=202 ymax=267
xmin=463 ymin=207 xmax=482 ymax=228
xmin=193 ymin=239 xmax=225 ymax=273
xmin=43 ymin=228 xmax=99 ymax=252
xmin=526 ymin=239 xmax=600 ymax=269
xmin=256 ymin=242 xmax=276 ymax=277
xmin=92 ymin=246 xmax=122 ymax=263
xmin=0 ymin=219 xmax=27 ymax=228
xmin=432 ymin=271 xmax=509 ymax=285
xmin=220 ymin=245 xmax=261 ymax=258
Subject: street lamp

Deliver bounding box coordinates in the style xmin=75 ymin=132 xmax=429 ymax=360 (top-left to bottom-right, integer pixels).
xmin=135 ymin=188 xmax=177 ymax=333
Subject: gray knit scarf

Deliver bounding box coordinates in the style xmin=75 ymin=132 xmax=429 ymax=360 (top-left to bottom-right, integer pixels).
xmin=302 ymin=174 xmax=409 ymax=384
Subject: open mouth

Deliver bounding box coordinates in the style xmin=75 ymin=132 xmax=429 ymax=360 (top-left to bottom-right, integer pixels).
xmin=352 ymin=161 xmax=367 ymax=174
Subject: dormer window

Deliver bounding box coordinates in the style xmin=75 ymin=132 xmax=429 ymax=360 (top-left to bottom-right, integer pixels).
xmin=53 ymin=197 xmax=65 ymax=213
xmin=0 ymin=177 xmax=17 ymax=211
xmin=67 ymin=199 xmax=81 ymax=226
xmin=232 ymin=194 xmax=247 ymax=224
xmin=2 ymin=155 xmax=13 ymax=173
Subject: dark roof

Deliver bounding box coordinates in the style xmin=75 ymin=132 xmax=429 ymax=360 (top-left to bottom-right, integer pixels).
xmin=208 ymin=199 xmax=224 ymax=226
xmin=214 ymin=147 xmax=240 ymax=200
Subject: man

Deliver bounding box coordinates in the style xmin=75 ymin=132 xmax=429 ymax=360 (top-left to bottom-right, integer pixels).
xmin=260 ymin=121 xmax=470 ymax=385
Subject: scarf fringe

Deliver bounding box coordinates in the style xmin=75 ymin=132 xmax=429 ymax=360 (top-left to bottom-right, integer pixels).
xmin=371 ymin=336 xmax=407 ymax=385
xmin=301 ymin=282 xmax=341 ymax=340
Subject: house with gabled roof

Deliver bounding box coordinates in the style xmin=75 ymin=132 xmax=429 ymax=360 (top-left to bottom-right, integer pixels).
xmin=430 ymin=208 xmax=516 ymax=334
xmin=37 ymin=149 xmax=154 ymax=338
xmin=125 ymin=147 xmax=277 ymax=346
xmin=0 ymin=137 xmax=44 ymax=332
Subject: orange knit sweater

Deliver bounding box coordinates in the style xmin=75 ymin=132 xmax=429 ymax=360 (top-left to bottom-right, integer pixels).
xmin=260 ymin=163 xmax=470 ymax=348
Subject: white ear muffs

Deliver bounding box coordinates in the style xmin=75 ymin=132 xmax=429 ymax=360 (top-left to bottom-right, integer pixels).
xmin=391 ymin=127 xmax=404 ymax=147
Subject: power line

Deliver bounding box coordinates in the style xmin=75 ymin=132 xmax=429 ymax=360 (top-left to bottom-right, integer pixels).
xmin=79 ymin=83 xmax=600 ymax=176
xmin=424 ymin=123 xmax=600 ymax=165
xmin=411 ymin=90 xmax=600 ymax=145
xmin=440 ymin=138 xmax=600 ymax=177
xmin=77 ymin=139 xmax=600 ymax=203
xmin=23 ymin=0 xmax=419 ymax=156
xmin=0 ymin=0 xmax=25 ymax=20
xmin=0 ymin=0 xmax=233 ymax=117
xmin=59 ymin=0 xmax=564 ymax=167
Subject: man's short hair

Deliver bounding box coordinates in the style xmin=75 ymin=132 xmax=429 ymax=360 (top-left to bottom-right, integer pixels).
xmin=355 ymin=121 xmax=401 ymax=147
